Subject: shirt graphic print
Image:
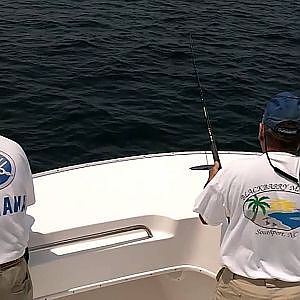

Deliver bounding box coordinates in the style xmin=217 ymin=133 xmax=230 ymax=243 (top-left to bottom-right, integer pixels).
xmin=242 ymin=183 xmax=300 ymax=233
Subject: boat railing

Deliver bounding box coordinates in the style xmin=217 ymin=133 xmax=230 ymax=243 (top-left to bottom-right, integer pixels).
xmin=29 ymin=225 xmax=153 ymax=253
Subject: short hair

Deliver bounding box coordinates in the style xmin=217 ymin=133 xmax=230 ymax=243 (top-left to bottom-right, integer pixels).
xmin=265 ymin=123 xmax=300 ymax=154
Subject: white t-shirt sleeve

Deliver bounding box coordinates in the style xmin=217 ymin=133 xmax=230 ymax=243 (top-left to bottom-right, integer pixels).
xmin=24 ymin=156 xmax=35 ymax=206
xmin=18 ymin=146 xmax=36 ymax=206
xmin=193 ymin=172 xmax=228 ymax=225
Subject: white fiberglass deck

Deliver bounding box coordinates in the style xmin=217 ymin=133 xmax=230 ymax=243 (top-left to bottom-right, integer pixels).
xmin=27 ymin=151 xmax=260 ymax=299
xmin=29 ymin=151 xmax=259 ymax=234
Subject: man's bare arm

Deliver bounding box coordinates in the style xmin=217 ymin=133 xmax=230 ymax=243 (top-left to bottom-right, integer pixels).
xmin=199 ymin=161 xmax=220 ymax=225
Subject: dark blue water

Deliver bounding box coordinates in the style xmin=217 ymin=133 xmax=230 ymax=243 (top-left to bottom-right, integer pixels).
xmin=269 ymin=212 xmax=300 ymax=230
xmin=1 ymin=1 xmax=299 ymax=173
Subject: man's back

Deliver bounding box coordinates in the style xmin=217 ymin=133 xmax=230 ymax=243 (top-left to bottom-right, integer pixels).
xmin=0 ymin=135 xmax=35 ymax=300
xmin=196 ymin=153 xmax=300 ymax=281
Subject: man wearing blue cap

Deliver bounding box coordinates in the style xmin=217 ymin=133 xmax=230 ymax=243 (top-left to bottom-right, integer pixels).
xmin=194 ymin=92 xmax=300 ymax=299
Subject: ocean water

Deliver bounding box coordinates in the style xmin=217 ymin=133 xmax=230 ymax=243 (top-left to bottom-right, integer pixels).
xmin=1 ymin=0 xmax=299 ymax=173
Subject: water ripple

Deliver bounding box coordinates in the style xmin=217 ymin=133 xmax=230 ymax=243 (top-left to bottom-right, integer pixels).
xmin=0 ymin=0 xmax=299 ymax=172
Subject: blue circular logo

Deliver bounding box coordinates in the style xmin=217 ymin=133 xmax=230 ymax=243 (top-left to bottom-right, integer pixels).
xmin=0 ymin=151 xmax=16 ymax=189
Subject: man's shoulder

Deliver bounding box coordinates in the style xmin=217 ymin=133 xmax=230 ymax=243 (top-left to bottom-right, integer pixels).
xmin=222 ymin=154 xmax=265 ymax=175
xmin=0 ymin=135 xmax=23 ymax=150
xmin=0 ymin=135 xmax=26 ymax=156
xmin=231 ymin=153 xmax=264 ymax=164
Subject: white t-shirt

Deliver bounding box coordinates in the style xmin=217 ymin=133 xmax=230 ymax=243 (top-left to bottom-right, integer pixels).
xmin=0 ymin=135 xmax=35 ymax=264
xmin=193 ymin=152 xmax=300 ymax=282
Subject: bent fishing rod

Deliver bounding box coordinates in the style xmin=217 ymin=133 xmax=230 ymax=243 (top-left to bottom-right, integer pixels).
xmin=189 ymin=33 xmax=222 ymax=170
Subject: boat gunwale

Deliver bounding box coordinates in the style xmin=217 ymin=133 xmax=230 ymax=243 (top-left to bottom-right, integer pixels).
xmin=33 ymin=150 xmax=261 ymax=178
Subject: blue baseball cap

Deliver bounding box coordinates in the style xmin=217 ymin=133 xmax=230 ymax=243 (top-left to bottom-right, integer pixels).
xmin=262 ymin=92 xmax=300 ymax=137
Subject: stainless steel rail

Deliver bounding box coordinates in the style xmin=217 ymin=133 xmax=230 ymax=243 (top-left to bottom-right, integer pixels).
xmin=29 ymin=225 xmax=153 ymax=252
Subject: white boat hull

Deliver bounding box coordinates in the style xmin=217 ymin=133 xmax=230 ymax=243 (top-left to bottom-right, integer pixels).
xmin=28 ymin=151 xmax=260 ymax=299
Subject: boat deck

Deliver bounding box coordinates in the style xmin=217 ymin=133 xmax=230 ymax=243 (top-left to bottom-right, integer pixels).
xmin=27 ymin=151 xmax=260 ymax=299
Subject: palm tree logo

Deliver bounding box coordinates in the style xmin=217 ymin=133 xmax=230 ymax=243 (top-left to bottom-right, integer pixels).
xmin=245 ymin=195 xmax=270 ymax=221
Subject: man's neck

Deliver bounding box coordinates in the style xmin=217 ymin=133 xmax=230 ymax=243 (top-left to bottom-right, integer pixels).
xmin=266 ymin=147 xmax=297 ymax=155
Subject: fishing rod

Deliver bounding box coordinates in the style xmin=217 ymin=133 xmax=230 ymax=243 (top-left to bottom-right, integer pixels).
xmin=189 ymin=33 xmax=222 ymax=170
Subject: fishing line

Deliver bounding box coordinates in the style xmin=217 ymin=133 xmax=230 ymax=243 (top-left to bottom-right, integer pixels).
xmin=189 ymin=33 xmax=222 ymax=170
